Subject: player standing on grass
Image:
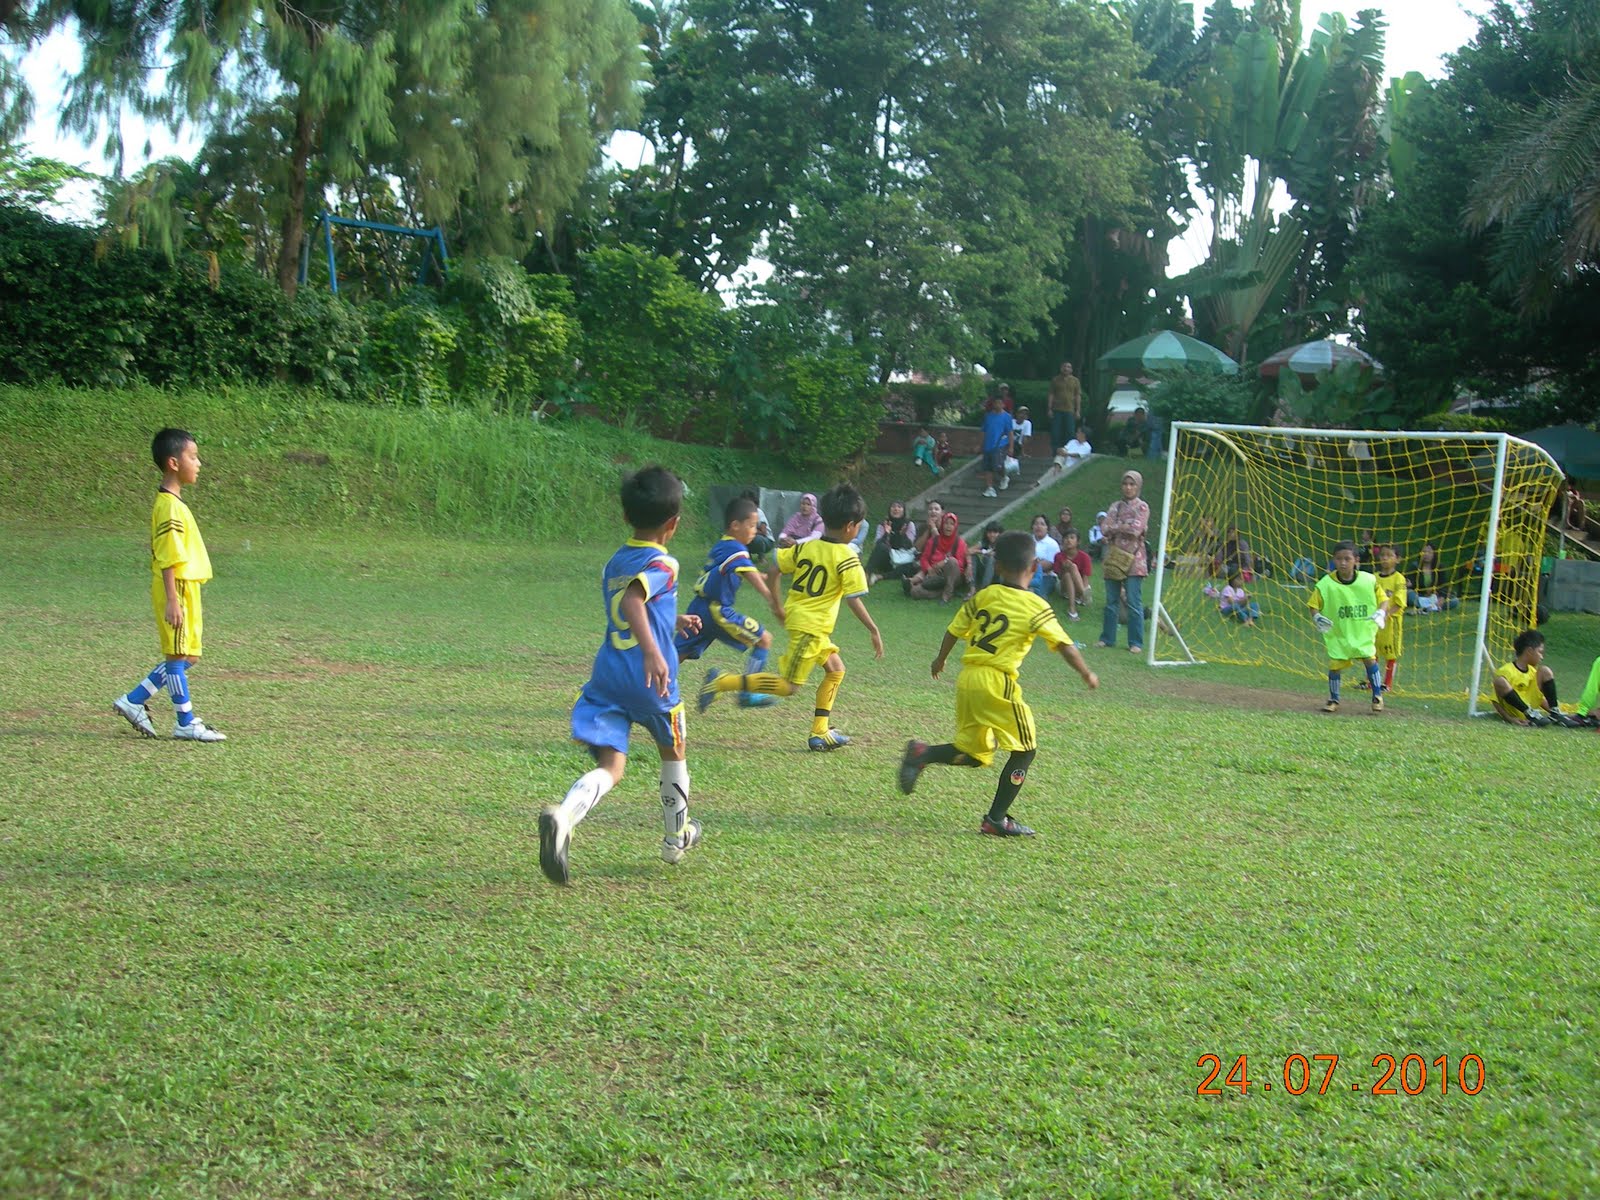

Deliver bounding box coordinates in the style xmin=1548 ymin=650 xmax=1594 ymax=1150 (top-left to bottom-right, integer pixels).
xmin=112 ymin=428 xmax=227 ymax=742
xmin=898 ymin=531 xmax=1098 ymax=837
xmin=1308 ymin=541 xmax=1389 ymax=714
xmin=1372 ymin=543 xmax=1408 ymax=692
xmin=540 ymin=466 xmax=705 ymax=886
xmin=700 ymin=483 xmax=883 ymax=751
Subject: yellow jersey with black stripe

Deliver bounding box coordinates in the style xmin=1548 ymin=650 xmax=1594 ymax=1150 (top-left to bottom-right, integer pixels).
xmin=151 ymin=490 xmax=212 ymax=582
xmin=776 ymin=536 xmax=865 ymax=636
xmin=948 ymin=582 xmax=1071 ymax=677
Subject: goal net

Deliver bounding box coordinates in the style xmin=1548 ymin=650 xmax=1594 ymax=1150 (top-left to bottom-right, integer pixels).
xmin=1149 ymin=424 xmax=1565 ymax=714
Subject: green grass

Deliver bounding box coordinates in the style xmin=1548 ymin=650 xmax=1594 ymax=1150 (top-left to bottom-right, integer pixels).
xmin=3 ymin=513 xmax=1598 ymax=1198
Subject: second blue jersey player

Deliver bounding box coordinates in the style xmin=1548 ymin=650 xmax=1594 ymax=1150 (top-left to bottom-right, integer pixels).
xmin=675 ymin=495 xmax=784 ymax=708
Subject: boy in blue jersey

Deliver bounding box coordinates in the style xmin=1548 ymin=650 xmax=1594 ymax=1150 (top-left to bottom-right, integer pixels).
xmin=540 ymin=466 xmax=705 ymax=886
xmin=675 ymin=495 xmax=783 ymax=708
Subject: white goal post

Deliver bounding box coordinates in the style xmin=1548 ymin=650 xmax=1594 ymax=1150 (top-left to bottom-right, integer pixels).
xmin=1146 ymin=423 xmax=1565 ymax=716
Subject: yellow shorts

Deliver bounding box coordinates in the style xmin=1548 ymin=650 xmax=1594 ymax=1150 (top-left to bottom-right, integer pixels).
xmin=778 ymin=630 xmax=839 ymax=687
xmin=953 ymin=667 xmax=1036 ymax=768
xmin=1326 ymin=657 xmax=1375 ymax=672
xmin=152 ymin=577 xmax=203 ymax=658
xmin=1374 ymin=620 xmax=1403 ymax=660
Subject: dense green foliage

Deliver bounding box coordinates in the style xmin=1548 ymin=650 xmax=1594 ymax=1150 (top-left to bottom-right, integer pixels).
xmin=0 ymin=205 xmax=364 ymax=392
xmin=1349 ymin=0 xmax=1600 ymax=421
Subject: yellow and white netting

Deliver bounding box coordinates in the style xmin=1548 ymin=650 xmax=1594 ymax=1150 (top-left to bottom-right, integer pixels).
xmin=1150 ymin=425 xmax=1565 ymax=712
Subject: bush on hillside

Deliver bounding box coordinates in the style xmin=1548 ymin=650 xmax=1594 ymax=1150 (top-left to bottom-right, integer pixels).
xmin=574 ymin=245 xmax=733 ymax=434
xmin=444 ymin=257 xmax=577 ymax=416
xmin=0 ymin=205 xmax=365 ymax=393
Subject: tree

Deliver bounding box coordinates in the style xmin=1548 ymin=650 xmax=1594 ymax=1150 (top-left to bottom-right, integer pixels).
xmin=615 ymin=0 xmax=1154 ymax=381
xmin=1464 ymin=3 xmax=1600 ymax=313
xmin=0 ymin=148 xmax=96 ymax=213
xmin=1348 ymin=0 xmax=1600 ymax=420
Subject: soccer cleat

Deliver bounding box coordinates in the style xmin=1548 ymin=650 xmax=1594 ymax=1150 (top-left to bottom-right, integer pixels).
xmin=738 ymin=692 xmax=780 ymax=708
xmin=999 ymin=474 xmax=1010 ymax=490
xmin=981 ymin=814 xmax=1036 ymax=837
xmin=1321 ymin=699 xmax=1340 ymax=713
xmin=1371 ymin=695 xmax=1384 ymax=714
xmin=898 ymin=739 xmax=929 ymax=795
xmin=1548 ymin=710 xmax=1586 ymax=729
xmin=1525 ymin=708 xmax=1554 ymax=727
xmin=808 ymin=729 xmax=851 ymax=752
xmin=538 ymin=805 xmax=572 ymax=885
xmin=982 ymin=487 xmax=998 ymax=498
xmin=698 ymin=668 xmax=727 ymax=714
xmin=172 ymin=720 xmax=226 ymax=742
xmin=661 ymin=818 xmax=703 ymax=865
xmin=112 ymin=696 xmax=158 ymax=739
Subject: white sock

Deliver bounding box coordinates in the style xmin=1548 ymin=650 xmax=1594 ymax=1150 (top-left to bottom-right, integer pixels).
xmin=560 ymin=768 xmax=614 ymax=827
xmin=660 ymin=759 xmax=689 ymax=842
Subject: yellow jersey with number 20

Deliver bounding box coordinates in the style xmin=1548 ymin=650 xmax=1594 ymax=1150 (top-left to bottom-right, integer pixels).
xmin=776 ymin=537 xmax=866 ymax=637
xmin=948 ymin=583 xmax=1072 ymax=678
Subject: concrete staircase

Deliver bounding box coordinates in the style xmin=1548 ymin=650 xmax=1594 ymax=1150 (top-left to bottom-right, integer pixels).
xmin=904 ymin=452 xmax=1090 ymax=543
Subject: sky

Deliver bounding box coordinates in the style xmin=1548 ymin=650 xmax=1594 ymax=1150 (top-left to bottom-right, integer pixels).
xmin=12 ymin=0 xmax=1499 ymax=256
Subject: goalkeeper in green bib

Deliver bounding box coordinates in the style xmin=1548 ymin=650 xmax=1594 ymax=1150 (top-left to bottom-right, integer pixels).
xmin=1308 ymin=541 xmax=1392 ymax=714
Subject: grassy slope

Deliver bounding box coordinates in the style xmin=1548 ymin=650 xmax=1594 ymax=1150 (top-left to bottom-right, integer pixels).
xmin=2 ymin=388 xmax=1598 ymax=1198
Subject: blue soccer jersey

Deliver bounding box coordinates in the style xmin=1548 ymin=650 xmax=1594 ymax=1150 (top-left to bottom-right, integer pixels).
xmin=676 ymin=537 xmax=766 ymax=661
xmin=577 ymin=538 xmax=682 ymax=725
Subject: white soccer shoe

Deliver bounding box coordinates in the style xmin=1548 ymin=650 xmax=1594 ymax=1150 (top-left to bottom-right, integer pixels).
xmin=112 ymin=696 xmax=158 ymax=739
xmin=999 ymin=474 xmax=1010 ymax=490
xmin=172 ymin=720 xmax=227 ymax=742
xmin=661 ymin=818 xmax=704 ymax=865
xmin=538 ymin=805 xmax=572 ymax=885
xmin=982 ymin=487 xmax=998 ymax=498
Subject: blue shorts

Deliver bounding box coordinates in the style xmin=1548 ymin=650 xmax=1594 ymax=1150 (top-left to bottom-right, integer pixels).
xmin=983 ymin=445 xmax=1008 ymax=473
xmin=570 ymin=684 xmax=685 ymax=757
xmin=675 ymin=601 xmax=764 ymax=661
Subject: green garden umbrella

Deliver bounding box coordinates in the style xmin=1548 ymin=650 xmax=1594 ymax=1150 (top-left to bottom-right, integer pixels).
xmin=1520 ymin=424 xmax=1600 ymax=480
xmin=1097 ymin=331 xmax=1240 ymax=376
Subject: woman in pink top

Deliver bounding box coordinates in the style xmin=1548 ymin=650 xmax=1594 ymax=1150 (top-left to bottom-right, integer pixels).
xmin=1097 ymin=469 xmax=1150 ymax=653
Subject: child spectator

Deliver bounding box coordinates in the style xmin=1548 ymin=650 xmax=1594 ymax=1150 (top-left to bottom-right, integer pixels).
xmin=1219 ymin=571 xmax=1260 ymax=625
xmin=1055 ymin=528 xmax=1092 ymax=621
xmin=1308 ymin=540 xmax=1388 ymax=714
xmin=1409 ymin=541 xmax=1457 ymax=611
xmin=1027 ymin=513 xmax=1061 ymax=600
xmin=969 ymin=522 xmax=1004 ymax=592
xmin=897 ymin=530 xmax=1098 ymax=837
xmin=701 ymin=483 xmax=884 ymax=751
xmin=907 ymin=511 xmax=970 ymax=602
xmin=1014 ymin=406 xmax=1034 ymax=449
xmin=777 ymin=492 xmax=823 ymax=547
xmin=911 ymin=428 xmax=941 ymax=475
xmin=934 ymin=432 xmax=953 ymax=472
xmin=1088 ymin=511 xmax=1107 ymax=559
xmin=542 ymin=465 xmax=705 ymax=886
xmin=675 ymin=495 xmax=784 ymax=710
xmin=1355 ymin=527 xmax=1377 ymax=569
xmin=866 ymin=499 xmax=918 ymax=586
xmin=1491 ymin=629 xmax=1585 ymax=726
xmin=1372 ymin=543 xmax=1407 ymax=690
xmin=112 ymin=428 xmax=227 ymax=742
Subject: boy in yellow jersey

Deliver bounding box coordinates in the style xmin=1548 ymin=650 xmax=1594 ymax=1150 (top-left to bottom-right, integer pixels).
xmin=1491 ymin=629 xmax=1585 ymax=726
xmin=112 ymin=428 xmax=226 ymax=742
xmin=898 ymin=531 xmax=1098 ymax=837
xmin=1308 ymin=540 xmax=1389 ymax=715
xmin=699 ymin=483 xmax=883 ymax=750
xmin=1372 ymin=543 xmax=1408 ymax=692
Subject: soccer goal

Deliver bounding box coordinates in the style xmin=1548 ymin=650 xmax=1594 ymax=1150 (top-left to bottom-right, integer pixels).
xmin=1148 ymin=424 xmax=1565 ymax=715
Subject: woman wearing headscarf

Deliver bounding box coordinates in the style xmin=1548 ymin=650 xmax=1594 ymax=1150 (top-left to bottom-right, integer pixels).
xmin=906 ymin=511 xmax=969 ymax=602
xmin=1097 ymin=469 xmax=1151 ymax=653
xmin=866 ymin=500 xmax=918 ymax=585
xmin=777 ymin=493 xmax=823 ymax=547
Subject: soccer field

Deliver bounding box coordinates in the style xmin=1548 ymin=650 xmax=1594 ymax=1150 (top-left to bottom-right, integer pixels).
xmin=3 ymin=522 xmax=1597 ymax=1198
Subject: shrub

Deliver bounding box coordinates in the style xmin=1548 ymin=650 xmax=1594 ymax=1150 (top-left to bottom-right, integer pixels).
xmin=1147 ymin=370 xmax=1258 ymax=426
xmin=445 ymin=257 xmax=577 ymax=416
xmin=773 ymin=346 xmax=881 ymax=468
xmin=574 ymin=245 xmax=733 ymax=433
xmin=364 ymin=292 xmax=461 ymax=408
xmin=285 ymin=289 xmax=368 ymax=400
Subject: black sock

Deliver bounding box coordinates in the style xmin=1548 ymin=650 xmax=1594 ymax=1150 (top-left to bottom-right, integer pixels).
xmin=988 ymin=749 xmax=1037 ymax=821
xmin=1540 ymin=678 xmax=1559 ymax=710
xmin=922 ymin=743 xmax=979 ymax=767
xmin=1502 ymin=690 xmax=1531 ymax=714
